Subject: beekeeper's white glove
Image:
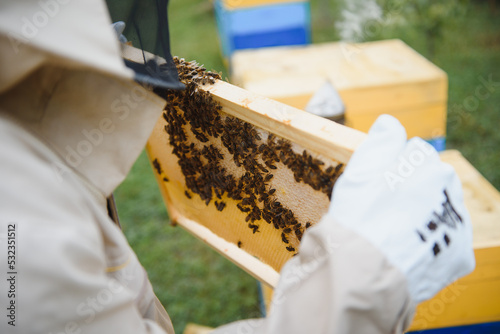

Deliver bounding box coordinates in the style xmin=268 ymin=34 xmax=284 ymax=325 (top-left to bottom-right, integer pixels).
xmin=112 ymin=21 xmax=128 ymax=43
xmin=326 ymin=114 xmax=475 ymax=302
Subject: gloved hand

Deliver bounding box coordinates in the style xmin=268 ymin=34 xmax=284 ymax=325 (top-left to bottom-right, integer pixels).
xmin=326 ymin=114 xmax=475 ymax=302
xmin=112 ymin=21 xmax=128 ymax=43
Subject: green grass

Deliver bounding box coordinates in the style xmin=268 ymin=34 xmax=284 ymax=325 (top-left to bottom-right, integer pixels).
xmin=113 ymin=1 xmax=500 ymax=333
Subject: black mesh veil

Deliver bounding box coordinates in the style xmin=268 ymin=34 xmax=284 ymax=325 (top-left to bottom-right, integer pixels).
xmin=106 ymin=0 xmax=184 ymax=90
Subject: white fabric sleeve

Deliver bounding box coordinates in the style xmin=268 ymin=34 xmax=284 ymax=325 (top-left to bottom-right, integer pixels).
xmin=0 ymin=114 xmax=172 ymax=334
xmin=212 ymin=219 xmax=415 ymax=334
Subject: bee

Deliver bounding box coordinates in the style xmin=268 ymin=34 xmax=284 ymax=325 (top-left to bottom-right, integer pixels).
xmin=215 ymin=201 xmax=226 ymax=211
xmin=258 ymin=165 xmax=269 ymax=173
xmin=248 ymin=223 xmax=259 ymax=234
xmin=237 ymin=241 xmax=242 ymax=248
xmin=258 ymin=193 xmax=269 ymax=202
xmin=184 ymin=191 xmax=192 ymax=199
xmin=237 ymin=203 xmax=251 ymax=212
xmin=281 ymin=232 xmax=289 ymax=244
xmin=305 ymin=222 xmax=312 ymax=228
xmin=241 ymin=197 xmax=253 ymax=206
xmin=266 ymin=162 xmax=277 ymax=170
xmin=264 ymin=174 xmax=273 ymax=182
xmin=152 ymin=158 xmax=163 ymax=175
xmin=295 ymin=228 xmax=303 ymax=241
xmin=286 ymin=246 xmax=295 ymax=252
xmin=163 ymin=177 xmax=169 ymax=182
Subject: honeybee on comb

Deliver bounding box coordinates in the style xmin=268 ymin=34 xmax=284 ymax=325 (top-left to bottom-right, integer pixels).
xmin=156 ymin=57 xmax=344 ymax=256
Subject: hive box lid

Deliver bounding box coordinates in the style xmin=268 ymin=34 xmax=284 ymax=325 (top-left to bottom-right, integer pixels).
xmin=231 ymin=39 xmax=448 ymax=113
xmin=221 ymin=0 xmax=307 ymax=10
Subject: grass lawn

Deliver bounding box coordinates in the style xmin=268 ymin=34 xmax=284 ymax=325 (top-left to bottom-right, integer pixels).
xmin=113 ymin=1 xmax=499 ymax=333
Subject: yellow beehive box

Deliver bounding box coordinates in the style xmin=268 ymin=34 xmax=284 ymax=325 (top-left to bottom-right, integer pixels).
xmin=231 ymin=39 xmax=448 ymax=147
xmin=222 ymin=0 xmax=305 ymax=10
xmin=408 ymin=150 xmax=500 ymax=331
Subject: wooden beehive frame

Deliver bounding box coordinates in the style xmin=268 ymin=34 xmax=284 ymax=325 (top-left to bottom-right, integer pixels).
xmin=122 ymin=45 xmax=366 ymax=287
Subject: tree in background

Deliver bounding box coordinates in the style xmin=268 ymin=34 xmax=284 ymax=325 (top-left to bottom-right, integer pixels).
xmin=335 ymin=0 xmax=469 ymax=59
xmin=400 ymin=0 xmax=469 ymax=58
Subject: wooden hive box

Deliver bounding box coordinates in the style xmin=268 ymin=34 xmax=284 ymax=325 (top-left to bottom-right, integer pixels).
xmin=231 ymin=39 xmax=448 ymax=151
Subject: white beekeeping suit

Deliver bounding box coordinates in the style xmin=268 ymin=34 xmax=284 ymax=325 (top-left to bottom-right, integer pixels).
xmin=0 ymin=1 xmax=475 ymax=334
xmin=0 ymin=1 xmax=174 ymax=333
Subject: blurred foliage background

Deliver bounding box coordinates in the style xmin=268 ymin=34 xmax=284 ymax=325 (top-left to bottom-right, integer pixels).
xmin=110 ymin=0 xmax=499 ymax=332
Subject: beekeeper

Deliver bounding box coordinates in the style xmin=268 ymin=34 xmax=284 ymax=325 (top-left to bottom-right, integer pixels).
xmin=0 ymin=1 xmax=475 ymax=334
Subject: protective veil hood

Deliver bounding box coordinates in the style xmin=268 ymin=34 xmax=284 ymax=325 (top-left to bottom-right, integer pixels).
xmin=0 ymin=0 xmax=134 ymax=93
xmin=0 ymin=0 xmax=167 ymax=197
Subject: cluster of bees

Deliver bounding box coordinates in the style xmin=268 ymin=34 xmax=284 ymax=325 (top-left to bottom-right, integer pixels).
xmin=154 ymin=57 xmax=344 ymax=254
